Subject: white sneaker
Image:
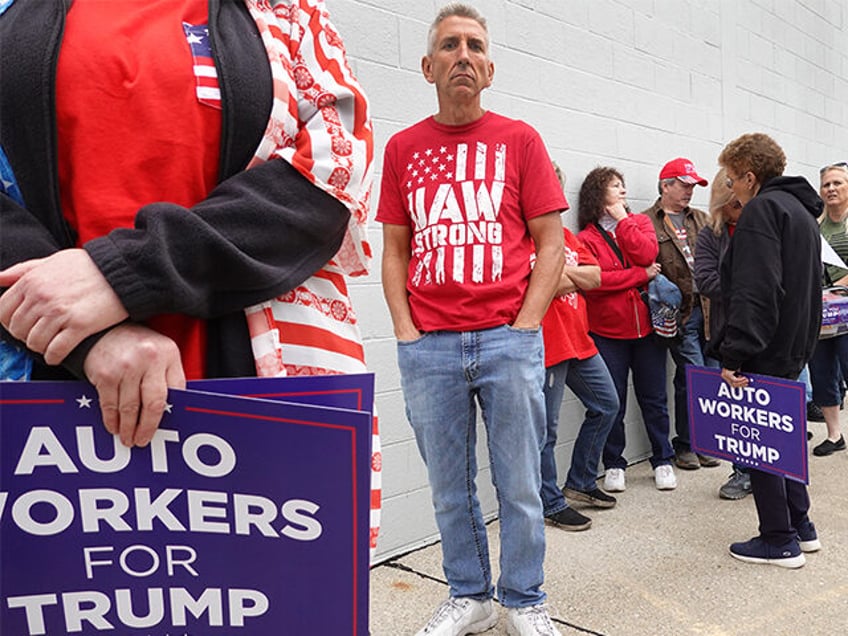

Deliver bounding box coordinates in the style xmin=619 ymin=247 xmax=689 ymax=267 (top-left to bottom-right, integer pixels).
xmin=604 ymin=468 xmax=626 ymax=492
xmin=506 ymin=604 xmax=562 ymax=636
xmin=654 ymin=464 xmax=677 ymax=490
xmin=415 ymin=597 xmax=498 ymax=636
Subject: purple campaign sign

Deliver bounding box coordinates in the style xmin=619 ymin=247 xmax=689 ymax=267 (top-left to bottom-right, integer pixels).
xmin=0 ymin=376 xmax=373 ymax=635
xmin=686 ymin=366 xmax=808 ymax=484
xmin=189 ymin=373 xmax=374 ymax=413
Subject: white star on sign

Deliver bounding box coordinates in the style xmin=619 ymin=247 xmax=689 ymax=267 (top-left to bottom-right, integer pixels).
xmin=186 ymin=32 xmax=203 ymax=45
xmin=164 ymin=403 xmax=174 ymax=414
xmin=76 ymin=395 xmax=93 ymax=408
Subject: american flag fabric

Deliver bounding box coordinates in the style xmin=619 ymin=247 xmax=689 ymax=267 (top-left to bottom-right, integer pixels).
xmin=242 ymin=0 xmax=380 ymax=562
xmin=182 ymin=22 xmax=221 ymax=110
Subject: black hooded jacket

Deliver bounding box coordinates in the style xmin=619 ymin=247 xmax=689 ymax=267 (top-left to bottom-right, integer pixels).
xmin=714 ymin=176 xmax=823 ymax=378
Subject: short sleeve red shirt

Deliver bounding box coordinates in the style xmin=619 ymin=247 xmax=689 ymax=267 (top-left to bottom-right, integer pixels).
xmin=56 ymin=0 xmax=221 ymax=379
xmin=540 ymin=229 xmax=600 ymax=367
xmin=376 ymin=112 xmax=567 ymax=332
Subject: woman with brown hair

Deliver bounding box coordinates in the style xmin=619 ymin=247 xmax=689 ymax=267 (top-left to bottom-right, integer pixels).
xmin=577 ymin=167 xmax=677 ymax=493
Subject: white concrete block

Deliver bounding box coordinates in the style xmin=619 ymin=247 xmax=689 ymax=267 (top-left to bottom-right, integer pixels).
xmin=587 ymin=0 xmax=636 ymax=46
xmin=561 ymin=23 xmax=615 ymax=77
xmin=349 ymin=284 xmax=393 ymax=340
xmin=381 ymin=439 xmax=429 ymax=499
xmin=535 ymin=0 xmax=590 ymax=27
xmin=329 ymin=1 xmax=400 ymax=66
xmin=398 ymin=18 xmax=429 ymax=71
xmin=374 ymin=390 xmax=411 ymax=446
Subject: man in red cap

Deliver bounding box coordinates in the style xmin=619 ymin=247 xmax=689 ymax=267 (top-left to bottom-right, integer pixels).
xmin=640 ymin=158 xmax=720 ymax=471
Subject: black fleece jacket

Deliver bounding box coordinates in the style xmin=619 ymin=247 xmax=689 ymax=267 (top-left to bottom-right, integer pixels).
xmin=0 ymin=0 xmax=351 ymax=379
xmin=715 ymin=176 xmax=823 ymax=378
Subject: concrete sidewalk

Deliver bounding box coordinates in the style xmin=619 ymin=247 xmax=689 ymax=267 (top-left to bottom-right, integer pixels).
xmin=369 ymin=415 xmax=848 ymax=635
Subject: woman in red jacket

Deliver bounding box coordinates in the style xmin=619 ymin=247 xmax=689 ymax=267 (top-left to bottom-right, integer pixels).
xmin=577 ymin=167 xmax=677 ymax=492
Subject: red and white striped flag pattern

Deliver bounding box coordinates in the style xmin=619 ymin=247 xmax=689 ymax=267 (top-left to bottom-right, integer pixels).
xmin=182 ymin=22 xmax=221 ymax=110
xmin=243 ymin=0 xmax=380 ymax=562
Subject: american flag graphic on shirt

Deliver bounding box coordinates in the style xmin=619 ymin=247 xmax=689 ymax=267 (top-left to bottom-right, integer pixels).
xmin=403 ymin=141 xmax=507 ymax=287
xmin=182 ymin=22 xmax=221 ymax=109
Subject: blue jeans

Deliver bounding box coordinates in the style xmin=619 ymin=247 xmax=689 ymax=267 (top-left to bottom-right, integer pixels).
xmin=592 ymin=333 xmax=674 ymax=469
xmin=809 ymin=334 xmax=848 ymax=406
xmin=541 ymin=353 xmax=619 ymax=515
xmin=396 ymin=326 xmax=547 ymax=608
xmin=668 ymin=304 xmax=705 ymax=451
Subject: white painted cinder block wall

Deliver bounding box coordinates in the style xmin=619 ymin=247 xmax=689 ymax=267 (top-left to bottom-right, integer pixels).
xmin=327 ymin=0 xmax=848 ymax=562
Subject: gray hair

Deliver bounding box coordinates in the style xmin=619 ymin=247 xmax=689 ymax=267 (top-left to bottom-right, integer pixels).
xmin=427 ymin=3 xmax=490 ymax=56
xmin=552 ymin=161 xmax=566 ymax=190
xmin=658 ymin=177 xmax=677 ymax=195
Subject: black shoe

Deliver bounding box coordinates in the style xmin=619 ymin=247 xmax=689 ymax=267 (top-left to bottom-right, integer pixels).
xmin=697 ymin=453 xmax=720 ymax=468
xmin=563 ymin=487 xmax=617 ymax=509
xmin=813 ymin=435 xmax=846 ymax=456
xmin=674 ymin=450 xmax=700 ymax=470
xmin=806 ymin=401 xmax=825 ymax=422
xmin=729 ymin=536 xmax=805 ymax=568
xmin=796 ymin=519 xmax=821 ymax=553
xmin=545 ymin=507 xmax=592 ymax=531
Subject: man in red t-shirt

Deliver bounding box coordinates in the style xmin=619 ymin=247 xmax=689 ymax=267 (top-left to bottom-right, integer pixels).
xmin=377 ymin=5 xmax=565 ymax=635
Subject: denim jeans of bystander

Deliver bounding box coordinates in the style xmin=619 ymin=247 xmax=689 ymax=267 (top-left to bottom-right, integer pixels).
xmin=593 ymin=333 xmax=674 ymax=470
xmin=397 ymin=325 xmax=548 ymax=609
xmin=539 ymin=354 xmax=619 ymax=519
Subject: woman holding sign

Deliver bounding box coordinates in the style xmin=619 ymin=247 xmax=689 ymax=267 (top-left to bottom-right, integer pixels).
xmin=808 ymin=162 xmax=848 ymax=457
xmin=0 ymin=0 xmax=382 ymax=562
xmin=716 ymin=133 xmax=823 ymax=568
xmin=0 ymin=0 xmax=373 ymax=447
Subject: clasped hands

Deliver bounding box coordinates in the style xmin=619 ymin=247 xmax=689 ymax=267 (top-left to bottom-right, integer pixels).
xmin=0 ymin=249 xmax=186 ymax=447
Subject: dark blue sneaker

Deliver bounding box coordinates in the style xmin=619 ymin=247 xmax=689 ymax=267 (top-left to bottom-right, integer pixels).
xmin=729 ymin=536 xmax=805 ymax=568
xmin=796 ymin=520 xmax=821 ymax=552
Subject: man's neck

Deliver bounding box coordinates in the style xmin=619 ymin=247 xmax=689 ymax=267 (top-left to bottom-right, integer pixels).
xmin=660 ymin=199 xmax=685 ymax=215
xmin=433 ymin=103 xmax=486 ymax=126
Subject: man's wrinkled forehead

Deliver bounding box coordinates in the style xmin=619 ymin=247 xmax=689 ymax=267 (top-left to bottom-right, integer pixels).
xmin=435 ymin=20 xmax=488 ymax=50
xmin=428 ymin=14 xmax=490 ymax=55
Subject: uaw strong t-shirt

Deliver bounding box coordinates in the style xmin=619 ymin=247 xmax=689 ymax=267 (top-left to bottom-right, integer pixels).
xmin=376 ymin=112 xmax=566 ymax=332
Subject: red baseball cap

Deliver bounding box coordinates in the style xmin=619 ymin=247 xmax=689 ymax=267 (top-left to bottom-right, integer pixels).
xmin=659 ymin=157 xmax=708 ymax=186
